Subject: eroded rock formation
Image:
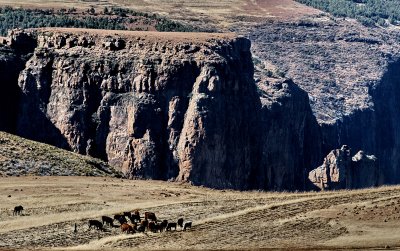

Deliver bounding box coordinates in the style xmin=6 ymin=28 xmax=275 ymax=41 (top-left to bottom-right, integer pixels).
xmin=9 ymin=28 xmax=261 ymax=189
xmin=309 ymin=145 xmax=379 ymax=190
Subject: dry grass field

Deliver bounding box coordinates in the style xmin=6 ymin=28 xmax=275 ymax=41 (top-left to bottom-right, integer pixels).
xmin=0 ymin=0 xmax=320 ymax=29
xmin=0 ymin=176 xmax=400 ymax=250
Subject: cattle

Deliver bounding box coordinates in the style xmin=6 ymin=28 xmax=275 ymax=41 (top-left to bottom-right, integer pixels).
xmin=133 ymin=210 xmax=140 ymax=217
xmin=116 ymin=216 xmax=127 ymax=225
xmin=140 ymin=219 xmax=149 ymax=229
xmin=123 ymin=211 xmax=132 ymax=218
xmin=13 ymin=205 xmax=24 ymax=216
xmin=114 ymin=214 xmax=124 ymax=220
xmin=183 ymin=221 xmax=192 ymax=231
xmin=137 ymin=225 xmax=146 ymax=233
xmin=129 ymin=214 xmax=141 ymax=223
xmin=177 ymin=218 xmax=184 ymax=228
xmin=166 ymin=222 xmax=177 ymax=231
xmin=102 ymin=216 xmax=114 ymax=227
xmin=160 ymin=220 xmax=168 ymax=232
xmin=88 ymin=220 xmax=103 ymax=230
xmin=148 ymin=221 xmax=156 ymax=232
xmin=120 ymin=223 xmax=135 ymax=234
xmin=144 ymin=212 xmax=157 ymax=222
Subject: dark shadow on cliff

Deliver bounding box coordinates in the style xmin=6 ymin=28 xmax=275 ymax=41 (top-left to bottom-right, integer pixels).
xmin=0 ymin=48 xmax=25 ymax=132
xmin=16 ymin=92 xmax=71 ymax=150
xmin=319 ymin=58 xmax=400 ymax=186
xmin=257 ymin=79 xmax=323 ymax=191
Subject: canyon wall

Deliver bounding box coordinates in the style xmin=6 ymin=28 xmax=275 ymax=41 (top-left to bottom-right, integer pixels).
xmin=8 ymin=28 xmax=263 ymax=190
xmin=0 ymin=27 xmax=389 ymax=191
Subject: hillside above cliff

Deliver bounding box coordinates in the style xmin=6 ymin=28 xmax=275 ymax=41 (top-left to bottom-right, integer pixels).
xmin=0 ymin=131 xmax=119 ymax=177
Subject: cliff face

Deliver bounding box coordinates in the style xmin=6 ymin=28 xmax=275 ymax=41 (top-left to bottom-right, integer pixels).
xmin=12 ymin=28 xmax=261 ymax=189
xmin=250 ymin=17 xmax=400 ymax=187
xmin=0 ymin=31 xmax=36 ymax=132
xmin=0 ymin=27 xmax=389 ymax=191
xmin=309 ymin=145 xmax=379 ymax=190
xmin=257 ymin=79 xmax=322 ymax=190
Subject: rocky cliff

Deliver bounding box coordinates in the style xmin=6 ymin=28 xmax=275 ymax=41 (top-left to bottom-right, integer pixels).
xmin=0 ymin=27 xmax=385 ymax=191
xmin=249 ymin=16 xmax=400 ymax=187
xmin=309 ymin=145 xmax=379 ymax=190
xmin=7 ymin=28 xmax=261 ymax=190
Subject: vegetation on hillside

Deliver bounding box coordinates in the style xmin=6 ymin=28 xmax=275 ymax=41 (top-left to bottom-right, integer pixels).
xmin=0 ymin=6 xmax=201 ymax=36
xmin=296 ymin=0 xmax=400 ymax=27
xmin=0 ymin=131 xmax=121 ymax=177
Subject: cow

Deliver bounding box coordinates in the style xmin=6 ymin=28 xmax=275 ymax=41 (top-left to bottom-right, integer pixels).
xmin=183 ymin=221 xmax=192 ymax=231
xmin=129 ymin=214 xmax=141 ymax=223
xmin=13 ymin=205 xmax=24 ymax=216
xmin=144 ymin=212 xmax=157 ymax=222
xmin=114 ymin=214 xmax=124 ymax=220
xmin=177 ymin=218 xmax=184 ymax=228
xmin=148 ymin=221 xmax=156 ymax=232
xmin=133 ymin=210 xmax=140 ymax=217
xmin=123 ymin=211 xmax=132 ymax=218
xmin=88 ymin=220 xmax=103 ymax=230
xmin=117 ymin=216 xmax=127 ymax=225
xmin=102 ymin=216 xmax=114 ymax=227
xmin=160 ymin=220 xmax=168 ymax=232
xmin=120 ymin=223 xmax=135 ymax=234
xmin=166 ymin=222 xmax=177 ymax=231
xmin=137 ymin=225 xmax=146 ymax=233
xmin=140 ymin=219 xmax=149 ymax=229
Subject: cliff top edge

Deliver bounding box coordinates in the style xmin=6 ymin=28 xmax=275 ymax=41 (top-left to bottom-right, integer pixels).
xmin=23 ymin=28 xmax=238 ymax=43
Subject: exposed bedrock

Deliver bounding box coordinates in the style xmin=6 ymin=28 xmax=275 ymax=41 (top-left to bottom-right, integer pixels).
xmin=12 ymin=28 xmax=262 ymax=189
xmin=1 ymin=26 xmax=392 ymax=191
xmin=257 ymin=79 xmax=322 ymax=190
xmin=309 ymin=145 xmax=379 ymax=190
xmin=250 ymin=18 xmax=400 ymax=187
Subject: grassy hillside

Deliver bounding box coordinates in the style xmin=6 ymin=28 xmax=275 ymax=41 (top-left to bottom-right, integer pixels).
xmin=296 ymin=0 xmax=400 ymax=26
xmin=0 ymin=131 xmax=121 ymax=177
xmin=0 ymin=6 xmax=201 ymax=36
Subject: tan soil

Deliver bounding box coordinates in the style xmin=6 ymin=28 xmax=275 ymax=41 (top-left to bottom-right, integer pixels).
xmin=0 ymin=177 xmax=400 ymax=250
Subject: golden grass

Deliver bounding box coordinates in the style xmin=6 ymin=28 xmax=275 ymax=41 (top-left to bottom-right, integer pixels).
xmin=0 ymin=176 xmax=400 ymax=250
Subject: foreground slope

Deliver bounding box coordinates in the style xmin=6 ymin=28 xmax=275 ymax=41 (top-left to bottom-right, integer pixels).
xmin=0 ymin=176 xmax=400 ymax=250
xmin=0 ymin=131 xmax=119 ymax=177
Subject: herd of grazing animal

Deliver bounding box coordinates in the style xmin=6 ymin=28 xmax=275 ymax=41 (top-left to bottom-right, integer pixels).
xmin=89 ymin=210 xmax=192 ymax=234
xmin=11 ymin=205 xmax=192 ymax=235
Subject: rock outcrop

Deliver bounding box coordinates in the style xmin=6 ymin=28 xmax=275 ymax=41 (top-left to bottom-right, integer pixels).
xmin=309 ymin=145 xmax=379 ymax=190
xmin=10 ymin=28 xmax=261 ymax=190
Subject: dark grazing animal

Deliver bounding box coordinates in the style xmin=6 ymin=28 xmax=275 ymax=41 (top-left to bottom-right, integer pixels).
xmin=13 ymin=205 xmax=24 ymax=216
xmin=117 ymin=216 xmax=127 ymax=225
xmin=137 ymin=225 xmax=146 ymax=233
xmin=140 ymin=219 xmax=149 ymax=229
xmin=114 ymin=214 xmax=124 ymax=220
xmin=160 ymin=220 xmax=168 ymax=232
xmin=177 ymin=218 xmax=184 ymax=228
xmin=148 ymin=221 xmax=158 ymax=233
xmin=166 ymin=222 xmax=177 ymax=231
xmin=102 ymin=216 xmax=114 ymax=227
xmin=88 ymin=220 xmax=103 ymax=230
xmin=133 ymin=210 xmax=140 ymax=217
xmin=120 ymin=223 xmax=135 ymax=234
xmin=183 ymin=221 xmax=192 ymax=231
xmin=123 ymin=211 xmax=132 ymax=218
xmin=144 ymin=212 xmax=157 ymax=222
xmin=129 ymin=214 xmax=141 ymax=223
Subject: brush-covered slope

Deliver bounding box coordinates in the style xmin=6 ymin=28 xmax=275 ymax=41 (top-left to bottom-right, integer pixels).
xmin=0 ymin=131 xmax=120 ymax=177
